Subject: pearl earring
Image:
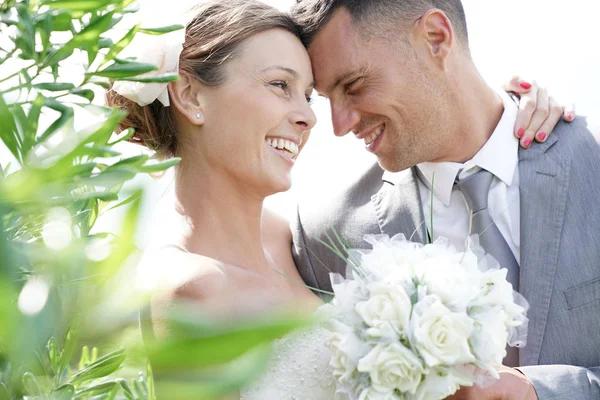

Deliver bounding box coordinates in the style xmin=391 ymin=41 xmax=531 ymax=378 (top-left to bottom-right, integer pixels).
xmin=195 ymin=112 xmax=202 ymax=119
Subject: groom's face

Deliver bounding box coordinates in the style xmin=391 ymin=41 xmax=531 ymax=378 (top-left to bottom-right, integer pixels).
xmin=308 ymin=8 xmax=449 ymax=172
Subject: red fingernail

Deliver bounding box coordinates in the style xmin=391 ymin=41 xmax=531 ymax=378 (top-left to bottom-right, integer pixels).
xmin=523 ymin=138 xmax=532 ymax=148
xmin=537 ymin=132 xmax=547 ymax=141
xmin=517 ymin=128 xmax=525 ymax=138
xmin=520 ymin=82 xmax=532 ymax=90
xmin=567 ymin=113 xmax=574 ymax=121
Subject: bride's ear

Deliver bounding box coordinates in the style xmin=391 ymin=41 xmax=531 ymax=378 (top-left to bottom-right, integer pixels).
xmin=168 ymin=72 xmax=206 ymax=125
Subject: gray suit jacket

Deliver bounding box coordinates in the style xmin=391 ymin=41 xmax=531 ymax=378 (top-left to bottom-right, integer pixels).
xmin=292 ymin=118 xmax=600 ymax=399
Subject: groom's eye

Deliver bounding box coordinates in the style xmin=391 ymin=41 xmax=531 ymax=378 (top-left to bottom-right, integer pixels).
xmin=344 ymin=77 xmax=364 ymax=94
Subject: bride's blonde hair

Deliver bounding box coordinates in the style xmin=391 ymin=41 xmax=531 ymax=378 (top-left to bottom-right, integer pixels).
xmin=106 ymin=0 xmax=300 ymax=159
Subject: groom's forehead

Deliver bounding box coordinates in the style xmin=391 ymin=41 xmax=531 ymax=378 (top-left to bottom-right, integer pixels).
xmin=307 ymin=10 xmax=362 ymax=92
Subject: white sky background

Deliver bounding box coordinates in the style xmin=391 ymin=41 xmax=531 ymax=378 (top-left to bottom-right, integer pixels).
xmin=1 ymin=0 xmax=599 ymax=248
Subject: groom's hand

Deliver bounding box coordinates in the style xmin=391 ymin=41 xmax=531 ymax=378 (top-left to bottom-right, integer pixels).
xmin=446 ymin=366 xmax=538 ymax=400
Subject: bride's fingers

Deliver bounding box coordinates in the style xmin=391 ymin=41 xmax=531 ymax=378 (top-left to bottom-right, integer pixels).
xmin=521 ymin=86 xmax=548 ymax=148
xmin=503 ymin=75 xmax=534 ymax=94
xmin=514 ymin=83 xmax=538 ymax=142
xmin=563 ymin=103 xmax=576 ymax=122
xmin=533 ymin=97 xmax=564 ymax=143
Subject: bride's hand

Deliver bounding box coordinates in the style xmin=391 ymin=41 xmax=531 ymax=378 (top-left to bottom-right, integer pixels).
xmin=504 ymin=76 xmax=575 ymax=148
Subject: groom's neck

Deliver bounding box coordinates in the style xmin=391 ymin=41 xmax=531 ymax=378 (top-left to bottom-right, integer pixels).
xmin=443 ymin=61 xmax=505 ymax=163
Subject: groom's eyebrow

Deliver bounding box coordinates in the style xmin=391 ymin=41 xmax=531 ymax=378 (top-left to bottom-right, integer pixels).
xmin=326 ymin=67 xmax=368 ymax=94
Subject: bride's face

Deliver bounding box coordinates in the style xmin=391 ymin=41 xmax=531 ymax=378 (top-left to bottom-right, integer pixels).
xmin=199 ymin=28 xmax=316 ymax=195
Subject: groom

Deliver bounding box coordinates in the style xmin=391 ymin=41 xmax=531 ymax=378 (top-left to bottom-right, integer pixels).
xmin=290 ymin=0 xmax=600 ymax=399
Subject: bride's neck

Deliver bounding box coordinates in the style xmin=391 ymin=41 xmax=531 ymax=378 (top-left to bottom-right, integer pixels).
xmin=171 ymin=159 xmax=271 ymax=271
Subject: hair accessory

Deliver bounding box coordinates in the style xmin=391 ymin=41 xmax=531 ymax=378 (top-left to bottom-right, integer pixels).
xmin=112 ymin=5 xmax=187 ymax=107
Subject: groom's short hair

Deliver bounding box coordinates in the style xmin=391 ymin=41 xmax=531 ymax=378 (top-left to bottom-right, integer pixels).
xmin=291 ymin=0 xmax=469 ymax=48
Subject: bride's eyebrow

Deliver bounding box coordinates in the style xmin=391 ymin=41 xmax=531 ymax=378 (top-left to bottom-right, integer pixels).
xmin=261 ymin=65 xmax=315 ymax=87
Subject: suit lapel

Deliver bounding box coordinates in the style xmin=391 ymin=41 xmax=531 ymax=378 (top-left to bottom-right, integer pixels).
xmin=371 ymin=167 xmax=427 ymax=244
xmin=518 ymin=135 xmax=571 ymax=365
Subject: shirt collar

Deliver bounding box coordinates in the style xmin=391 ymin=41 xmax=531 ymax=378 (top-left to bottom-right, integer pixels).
xmin=415 ymin=90 xmax=519 ymax=206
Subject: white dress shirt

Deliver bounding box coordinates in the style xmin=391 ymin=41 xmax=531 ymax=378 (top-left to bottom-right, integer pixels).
xmin=386 ymin=91 xmax=521 ymax=263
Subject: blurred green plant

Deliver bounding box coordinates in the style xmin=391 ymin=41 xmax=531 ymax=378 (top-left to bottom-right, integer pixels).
xmin=0 ymin=1 xmax=310 ymax=399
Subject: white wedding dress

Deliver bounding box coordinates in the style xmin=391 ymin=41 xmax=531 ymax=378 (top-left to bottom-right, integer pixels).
xmin=240 ymin=322 xmax=338 ymax=399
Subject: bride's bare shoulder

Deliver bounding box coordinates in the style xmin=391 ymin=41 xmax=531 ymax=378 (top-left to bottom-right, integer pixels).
xmin=138 ymin=245 xmax=227 ymax=301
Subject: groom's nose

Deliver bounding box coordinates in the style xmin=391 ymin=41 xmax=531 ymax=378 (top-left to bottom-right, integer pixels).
xmin=331 ymin=102 xmax=360 ymax=137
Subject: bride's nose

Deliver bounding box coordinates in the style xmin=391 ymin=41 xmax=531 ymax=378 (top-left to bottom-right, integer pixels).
xmin=289 ymin=102 xmax=317 ymax=132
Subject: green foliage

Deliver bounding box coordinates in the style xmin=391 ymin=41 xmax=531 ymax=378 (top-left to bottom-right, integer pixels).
xmin=0 ymin=1 xmax=310 ymax=399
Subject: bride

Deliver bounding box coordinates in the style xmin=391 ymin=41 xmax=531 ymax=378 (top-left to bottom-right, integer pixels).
xmin=106 ymin=0 xmax=570 ymax=398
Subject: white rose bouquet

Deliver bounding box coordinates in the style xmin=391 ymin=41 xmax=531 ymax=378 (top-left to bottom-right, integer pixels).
xmin=321 ymin=233 xmax=529 ymax=400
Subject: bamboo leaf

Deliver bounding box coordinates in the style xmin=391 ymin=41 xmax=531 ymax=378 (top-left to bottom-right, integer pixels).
xmin=139 ymin=24 xmax=184 ymax=35
xmin=74 ymin=380 xmax=118 ymax=397
xmin=0 ymin=93 xmax=21 ymax=162
xmin=34 ymin=82 xmax=75 ymax=91
xmin=90 ymin=62 xmax=157 ymax=79
xmin=101 ymin=24 xmax=139 ymax=66
xmin=70 ymin=88 xmax=95 ymax=102
xmin=138 ymin=157 xmax=181 ymax=173
xmin=68 ymin=349 xmax=126 ymax=386
xmin=44 ymin=11 xmax=115 ymax=67
xmin=42 ymin=0 xmax=120 ymax=11
xmin=148 ymin=313 xmax=312 ymax=371
xmin=120 ymin=73 xmax=178 ymax=83
xmin=53 ymin=384 xmax=75 ymax=400
xmin=107 ymin=127 xmax=134 ymax=145
xmin=103 ymin=191 xmax=140 ymax=213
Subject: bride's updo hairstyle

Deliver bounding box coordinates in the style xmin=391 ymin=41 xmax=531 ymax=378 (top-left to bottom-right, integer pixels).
xmin=106 ymin=0 xmax=301 ymax=159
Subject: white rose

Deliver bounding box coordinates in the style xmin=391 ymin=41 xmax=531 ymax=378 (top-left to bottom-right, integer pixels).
xmin=409 ymin=296 xmax=475 ymax=367
xmin=355 ymin=282 xmax=412 ymax=339
xmin=412 ymin=367 xmax=473 ymax=400
xmin=416 ymin=256 xmax=480 ymax=312
xmin=326 ymin=330 xmax=371 ymax=383
xmin=469 ymin=308 xmax=509 ymax=370
xmin=357 ymin=343 xmax=425 ymax=394
xmin=358 ymin=387 xmax=401 ymax=400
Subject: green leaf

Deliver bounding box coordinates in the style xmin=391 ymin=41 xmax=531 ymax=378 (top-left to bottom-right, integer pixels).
xmin=74 ymin=380 xmax=118 ymax=397
xmin=48 ymin=337 xmax=60 ymax=373
xmin=50 ymin=10 xmax=74 ymax=31
xmin=148 ymin=312 xmax=312 ymax=371
xmin=37 ymin=106 xmax=74 ymax=143
xmin=68 ymin=349 xmax=126 ymax=386
xmin=44 ymin=11 xmax=115 ymax=67
xmin=146 ymin=361 xmax=156 ymax=400
xmin=90 ymin=62 xmax=157 ymax=79
xmin=34 ymin=82 xmax=75 ymax=91
xmin=118 ymin=379 xmax=135 ymax=400
xmin=154 ymin=345 xmax=272 ymax=400
xmin=138 ymin=157 xmax=181 ymax=173
xmin=70 ymin=88 xmax=95 ymax=102
xmin=139 ymin=24 xmax=184 ymax=35
xmin=103 ymin=191 xmax=140 ymax=213
xmin=74 ymin=191 xmax=119 ymax=202
xmin=22 ymin=372 xmax=43 ymax=397
xmin=58 ymin=327 xmax=79 ymax=380
xmin=101 ymin=24 xmax=139 ymax=66
xmin=53 ymin=384 xmax=75 ymax=400
xmin=88 ymin=78 xmax=111 ymax=89
xmin=133 ymin=379 xmax=146 ymax=399
xmin=108 ymin=127 xmax=134 ymax=145
xmin=79 ymin=145 xmax=121 ymax=158
xmin=120 ymin=73 xmax=179 ymax=83
xmin=0 ymin=93 xmax=21 ymax=163
xmin=28 ymin=94 xmax=45 ymax=143
xmin=42 ymin=0 xmax=120 ymax=11
xmin=37 ymin=11 xmax=52 ymax=59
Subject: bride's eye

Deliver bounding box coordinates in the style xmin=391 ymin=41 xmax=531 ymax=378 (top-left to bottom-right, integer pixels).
xmin=271 ymin=80 xmax=289 ymax=91
xmin=305 ymin=94 xmax=313 ymax=105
